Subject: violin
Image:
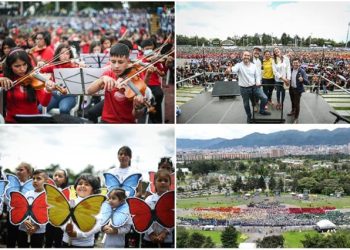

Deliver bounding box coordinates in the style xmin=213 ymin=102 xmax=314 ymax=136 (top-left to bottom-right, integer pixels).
xmin=15 ymin=72 xmax=68 ymax=95
xmin=118 ymin=64 xmax=156 ymax=114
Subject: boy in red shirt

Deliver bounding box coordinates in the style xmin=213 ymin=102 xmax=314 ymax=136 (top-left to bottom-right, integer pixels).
xmin=141 ymin=39 xmax=165 ymax=123
xmin=87 ymin=43 xmax=145 ymax=123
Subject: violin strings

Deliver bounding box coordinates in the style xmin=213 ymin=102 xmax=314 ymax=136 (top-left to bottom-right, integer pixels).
xmin=12 ymin=47 xmax=74 ymax=87
xmin=121 ymin=49 xmax=174 ymax=87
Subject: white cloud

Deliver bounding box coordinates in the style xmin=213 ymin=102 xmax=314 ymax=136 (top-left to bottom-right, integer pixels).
xmin=0 ymin=125 xmax=175 ymax=180
xmin=177 ymin=1 xmax=350 ymax=42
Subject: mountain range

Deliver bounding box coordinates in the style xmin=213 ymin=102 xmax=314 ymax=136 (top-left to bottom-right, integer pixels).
xmin=177 ymin=128 xmax=350 ymax=149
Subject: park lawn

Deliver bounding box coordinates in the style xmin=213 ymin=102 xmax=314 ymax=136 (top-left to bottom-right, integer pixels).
xmin=178 ymin=194 xmax=350 ymax=209
xmin=283 ymin=230 xmax=318 ymax=248
xmin=177 ymin=194 xmax=250 ymax=209
xmin=186 ymin=229 xmax=247 ymax=247
xmin=279 ymin=195 xmax=350 ymax=209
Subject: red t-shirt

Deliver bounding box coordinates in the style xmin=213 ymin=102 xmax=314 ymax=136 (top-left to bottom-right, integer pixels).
xmin=32 ymin=46 xmax=54 ymax=64
xmin=80 ymin=43 xmax=90 ymax=54
xmin=101 ymin=70 xmax=135 ymax=123
xmin=40 ymin=62 xmax=76 ymax=81
xmin=1 ymin=75 xmax=52 ymax=123
xmin=141 ymin=60 xmax=165 ymax=86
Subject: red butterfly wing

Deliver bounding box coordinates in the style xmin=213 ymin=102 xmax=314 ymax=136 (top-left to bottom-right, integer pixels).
xmin=46 ymin=178 xmax=55 ymax=186
xmin=31 ymin=192 xmax=48 ymax=224
xmin=170 ymin=173 xmax=175 ymax=191
xmin=9 ymin=192 xmax=29 ymax=225
xmin=127 ymin=198 xmax=152 ymax=233
xmin=62 ymin=187 xmax=70 ymax=200
xmin=149 ymin=171 xmax=156 ymax=193
xmin=155 ymin=191 xmax=174 ymax=228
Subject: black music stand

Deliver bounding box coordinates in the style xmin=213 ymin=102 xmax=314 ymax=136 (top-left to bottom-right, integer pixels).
xmin=80 ymin=53 xmax=110 ymax=68
xmin=53 ymin=68 xmax=104 ymax=117
xmin=14 ymin=114 xmax=56 ymax=123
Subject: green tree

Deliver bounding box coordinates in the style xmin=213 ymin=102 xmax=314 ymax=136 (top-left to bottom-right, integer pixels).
xmin=188 ymin=232 xmax=206 ymax=248
xmin=176 ymin=227 xmax=190 ymax=248
xmin=268 ymin=176 xmax=276 ymax=191
xmin=221 ymin=226 xmax=239 ymax=248
xmin=257 ymin=235 xmax=284 ymax=248
xmin=232 ymin=176 xmax=243 ymax=192
xmin=281 ymin=33 xmax=288 ymax=45
xmin=238 ymin=162 xmax=247 ymax=171
xmin=258 ymin=176 xmax=266 ymax=190
xmin=203 ymin=236 xmax=215 ymax=248
xmin=177 ymin=168 xmax=185 ymax=181
xmin=298 ymin=177 xmax=318 ymax=193
xmin=277 ymin=178 xmax=284 ymax=192
xmin=302 ymin=231 xmax=350 ymax=248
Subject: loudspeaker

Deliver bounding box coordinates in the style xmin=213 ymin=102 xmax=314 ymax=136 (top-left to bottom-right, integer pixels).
xmin=212 ymin=81 xmax=240 ymax=97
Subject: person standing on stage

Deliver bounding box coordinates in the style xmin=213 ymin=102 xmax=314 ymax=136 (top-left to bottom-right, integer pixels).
xmin=262 ymin=50 xmax=275 ymax=108
xmin=251 ymin=47 xmax=268 ymax=112
xmin=289 ymin=58 xmax=308 ymax=124
xmin=272 ymin=47 xmax=291 ymax=110
xmin=226 ymin=51 xmax=270 ymax=123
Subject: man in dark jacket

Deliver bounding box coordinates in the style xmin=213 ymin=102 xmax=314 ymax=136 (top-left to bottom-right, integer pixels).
xmin=288 ymin=58 xmax=309 ymax=123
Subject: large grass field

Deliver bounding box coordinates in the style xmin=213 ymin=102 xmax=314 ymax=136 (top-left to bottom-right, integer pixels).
xmin=186 ymin=229 xmax=248 ymax=247
xmin=177 ymin=194 xmax=350 ymax=209
xmin=282 ymin=230 xmax=319 ymax=248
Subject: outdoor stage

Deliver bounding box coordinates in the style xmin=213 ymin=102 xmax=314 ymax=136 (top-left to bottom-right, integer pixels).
xmin=177 ymin=89 xmax=336 ymax=124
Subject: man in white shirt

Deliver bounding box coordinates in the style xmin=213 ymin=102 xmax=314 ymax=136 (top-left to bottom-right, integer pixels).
xmin=227 ymin=51 xmax=270 ymax=123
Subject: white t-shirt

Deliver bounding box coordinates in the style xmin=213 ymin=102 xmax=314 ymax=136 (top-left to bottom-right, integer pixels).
xmin=19 ymin=190 xmax=46 ymax=234
xmin=107 ymin=166 xmax=143 ymax=182
xmin=61 ymin=196 xmax=102 ymax=247
xmin=143 ymin=193 xmax=173 ymax=243
xmin=231 ymin=62 xmax=259 ymax=87
xmin=103 ymin=217 xmax=132 ymax=248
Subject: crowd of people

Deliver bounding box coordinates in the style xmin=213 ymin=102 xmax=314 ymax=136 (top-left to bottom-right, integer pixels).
xmin=0 ymin=5 xmax=174 ymax=124
xmin=177 ymin=45 xmax=350 ymax=123
xmin=179 ymin=204 xmax=350 ymax=228
xmin=177 ymin=46 xmax=350 ymax=90
xmin=0 ymin=147 xmax=175 ymax=248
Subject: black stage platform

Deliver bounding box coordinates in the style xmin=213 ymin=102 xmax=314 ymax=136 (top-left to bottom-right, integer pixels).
xmin=177 ymin=91 xmax=336 ymax=124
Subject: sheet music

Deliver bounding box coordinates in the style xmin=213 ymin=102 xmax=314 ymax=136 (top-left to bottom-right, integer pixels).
xmin=53 ymin=68 xmax=105 ymax=95
xmin=80 ymin=53 xmax=110 ymax=68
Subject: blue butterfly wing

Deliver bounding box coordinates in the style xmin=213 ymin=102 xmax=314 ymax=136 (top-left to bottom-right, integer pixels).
xmin=100 ymin=201 xmax=113 ymax=226
xmin=21 ymin=180 xmax=34 ymax=194
xmin=111 ymin=202 xmax=130 ymax=228
xmin=103 ymin=173 xmax=121 ymax=191
xmin=5 ymin=174 xmax=20 ymax=198
xmin=0 ymin=180 xmax=8 ymax=197
xmin=121 ymin=174 xmax=142 ymax=197
xmin=0 ymin=180 xmax=8 ymax=213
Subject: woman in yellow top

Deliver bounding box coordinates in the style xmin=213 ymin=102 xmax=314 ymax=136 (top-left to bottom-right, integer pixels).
xmin=262 ymin=50 xmax=275 ymax=109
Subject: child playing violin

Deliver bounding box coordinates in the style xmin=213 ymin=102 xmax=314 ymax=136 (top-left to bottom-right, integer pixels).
xmin=29 ymin=32 xmax=54 ymax=67
xmin=0 ymin=48 xmax=55 ymax=123
xmin=38 ymin=44 xmax=83 ymax=115
xmin=140 ymin=39 xmax=166 ymax=124
xmin=87 ymin=43 xmax=145 ymax=123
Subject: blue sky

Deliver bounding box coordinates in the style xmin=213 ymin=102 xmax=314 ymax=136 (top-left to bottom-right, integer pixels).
xmin=176 ymin=124 xmax=350 ymax=140
xmin=177 ymin=1 xmax=350 ymax=42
